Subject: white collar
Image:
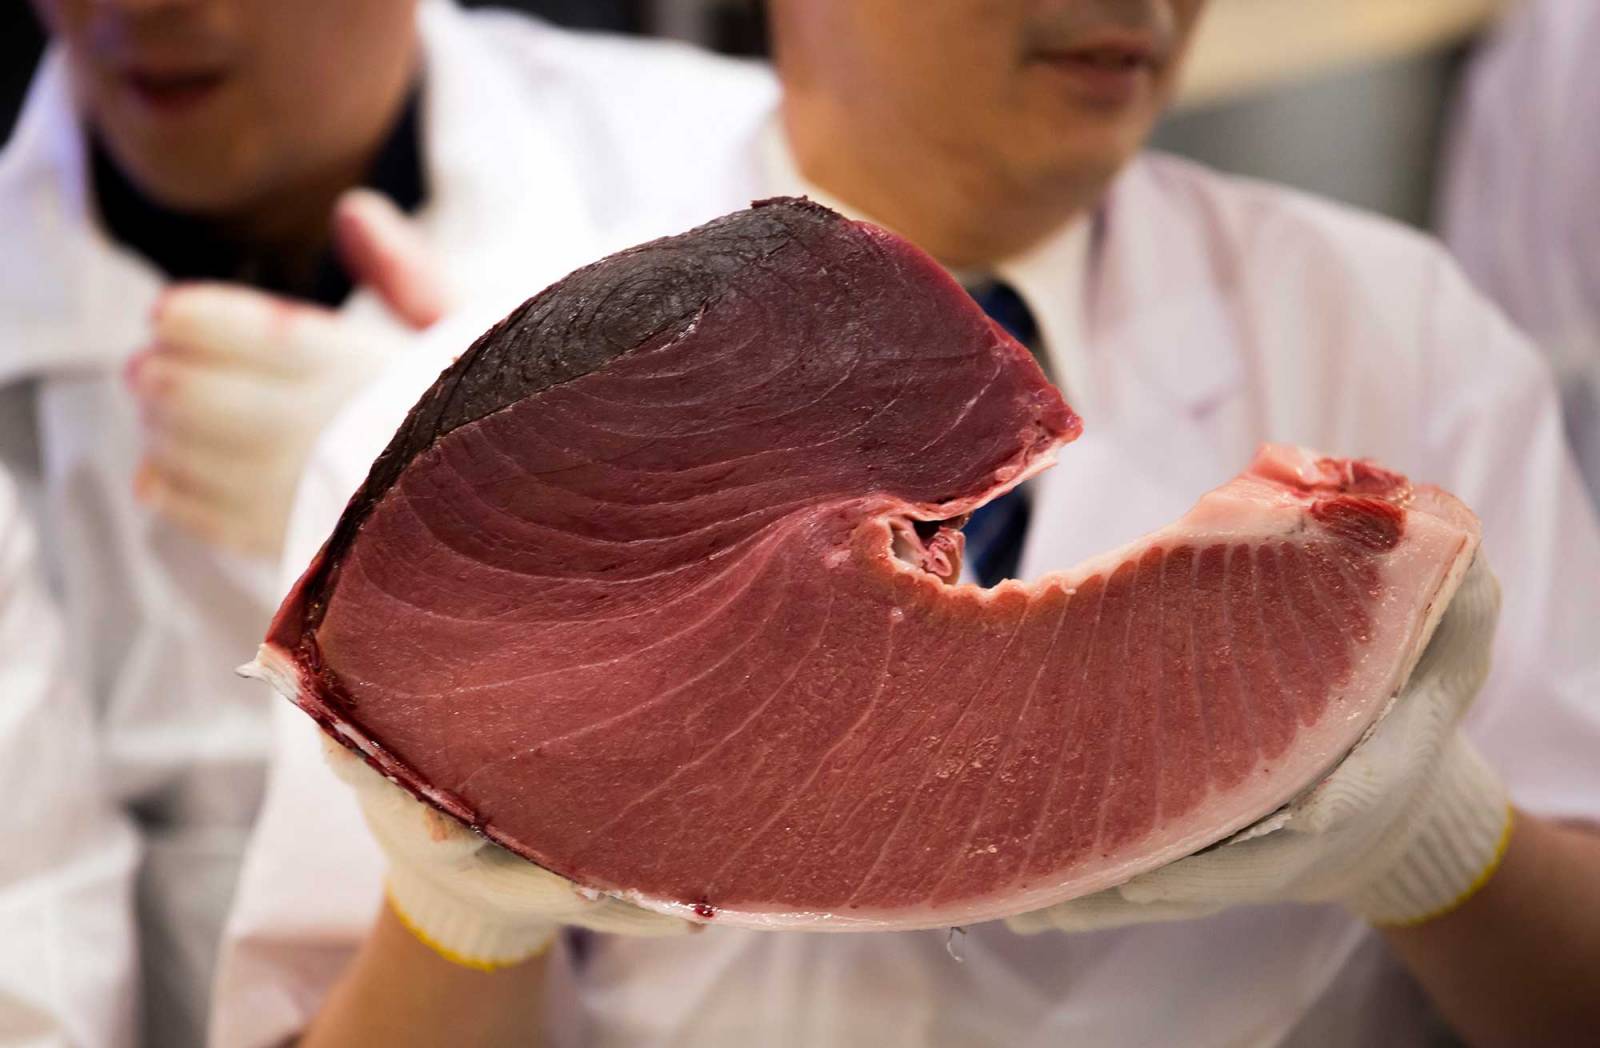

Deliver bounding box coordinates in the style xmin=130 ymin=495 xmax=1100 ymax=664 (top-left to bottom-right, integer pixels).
xmin=993 ymin=217 xmax=1092 ymax=402
xmin=0 ymin=48 xmax=163 ymax=384
xmin=1084 ymin=155 xmax=1244 ymax=419
xmin=396 ymin=0 xmax=599 ymax=319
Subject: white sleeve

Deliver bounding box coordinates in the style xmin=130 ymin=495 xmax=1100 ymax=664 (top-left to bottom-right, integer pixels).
xmin=209 ymin=323 xmax=471 ymax=1048
xmin=0 ymin=470 xmax=139 ymax=1048
xmin=1438 ymin=0 xmax=1600 ymax=502
xmin=1417 ymin=254 xmax=1600 ymax=821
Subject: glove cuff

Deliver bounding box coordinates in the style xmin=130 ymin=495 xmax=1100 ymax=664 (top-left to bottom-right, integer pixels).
xmin=1352 ymin=736 xmax=1512 ymax=927
xmin=386 ymin=864 xmax=558 ymax=971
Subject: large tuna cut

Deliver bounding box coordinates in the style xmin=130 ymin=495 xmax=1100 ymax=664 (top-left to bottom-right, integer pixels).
xmin=246 ymin=198 xmax=1479 ymax=930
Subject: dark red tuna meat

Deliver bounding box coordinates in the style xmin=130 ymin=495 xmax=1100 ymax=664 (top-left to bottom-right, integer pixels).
xmin=246 ymin=199 xmax=1479 ymax=929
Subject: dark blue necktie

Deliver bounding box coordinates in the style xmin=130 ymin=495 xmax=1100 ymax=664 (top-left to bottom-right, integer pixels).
xmin=965 ymin=281 xmax=1039 ymax=587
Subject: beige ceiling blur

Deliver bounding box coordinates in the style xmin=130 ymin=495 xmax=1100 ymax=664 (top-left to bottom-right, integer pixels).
xmin=1177 ymin=0 xmax=1510 ymax=108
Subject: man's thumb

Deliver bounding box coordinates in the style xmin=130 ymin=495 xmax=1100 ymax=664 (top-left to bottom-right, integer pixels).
xmin=333 ymin=188 xmax=453 ymax=329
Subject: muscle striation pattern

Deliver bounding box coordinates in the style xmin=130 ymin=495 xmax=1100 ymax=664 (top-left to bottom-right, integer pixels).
xmin=247 ymin=199 xmax=1480 ymax=929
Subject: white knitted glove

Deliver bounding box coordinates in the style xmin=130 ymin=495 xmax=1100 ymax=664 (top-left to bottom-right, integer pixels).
xmin=323 ymin=737 xmax=690 ymax=970
xmin=128 ymin=189 xmax=450 ymax=555
xmin=1010 ymin=554 xmax=1511 ymax=934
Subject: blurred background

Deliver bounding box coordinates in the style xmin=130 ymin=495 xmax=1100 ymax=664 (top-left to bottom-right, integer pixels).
xmin=0 ymin=0 xmax=1504 ymax=229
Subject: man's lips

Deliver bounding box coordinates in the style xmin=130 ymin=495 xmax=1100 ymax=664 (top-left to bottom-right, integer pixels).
xmin=1028 ymin=38 xmax=1163 ymax=105
xmin=120 ymin=67 xmax=228 ymax=113
xmin=1042 ymin=47 xmax=1153 ymax=70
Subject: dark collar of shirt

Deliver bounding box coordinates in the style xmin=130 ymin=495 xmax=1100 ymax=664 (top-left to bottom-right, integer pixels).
xmin=90 ymin=84 xmax=428 ymax=309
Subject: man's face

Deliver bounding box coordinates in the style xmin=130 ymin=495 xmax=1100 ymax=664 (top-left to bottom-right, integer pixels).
xmin=774 ymin=0 xmax=1205 ymax=209
xmin=32 ymin=0 xmax=419 ymax=214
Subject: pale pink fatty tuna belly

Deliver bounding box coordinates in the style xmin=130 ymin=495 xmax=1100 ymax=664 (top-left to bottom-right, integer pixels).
xmin=246 ymin=199 xmax=1479 ymax=930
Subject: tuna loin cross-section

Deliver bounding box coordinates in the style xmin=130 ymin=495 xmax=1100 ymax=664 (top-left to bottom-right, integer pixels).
xmin=248 ymin=198 xmax=1480 ymax=930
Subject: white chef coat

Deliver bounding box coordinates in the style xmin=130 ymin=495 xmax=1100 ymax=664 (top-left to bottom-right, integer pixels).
xmin=215 ymin=128 xmax=1600 ymax=1047
xmin=1440 ymin=0 xmax=1600 ymax=511
xmin=0 ymin=466 xmax=140 ymax=1048
xmin=0 ymin=3 xmax=773 ymax=1045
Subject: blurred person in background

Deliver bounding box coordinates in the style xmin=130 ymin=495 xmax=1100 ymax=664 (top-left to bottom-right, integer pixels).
xmin=216 ymin=1 xmax=1600 ymax=1046
xmin=1440 ymin=0 xmax=1600 ymax=512
xmin=0 ymin=463 xmax=139 ymax=1048
xmin=0 ymin=0 xmax=770 ymax=1043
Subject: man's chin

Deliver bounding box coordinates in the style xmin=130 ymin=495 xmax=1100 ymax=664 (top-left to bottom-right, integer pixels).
xmin=1020 ymin=144 xmax=1136 ymax=215
xmin=104 ymin=141 xmax=266 ymax=218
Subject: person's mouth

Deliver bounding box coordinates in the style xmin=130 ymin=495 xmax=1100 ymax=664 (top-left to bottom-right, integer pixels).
xmin=1028 ymin=33 xmax=1165 ymax=105
xmin=119 ymin=65 xmax=229 ymax=115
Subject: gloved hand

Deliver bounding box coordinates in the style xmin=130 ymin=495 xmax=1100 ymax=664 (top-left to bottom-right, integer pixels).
xmin=127 ymin=189 xmax=452 ymax=555
xmin=323 ymin=735 xmax=690 ymax=971
xmin=1010 ymin=554 xmax=1512 ymax=935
